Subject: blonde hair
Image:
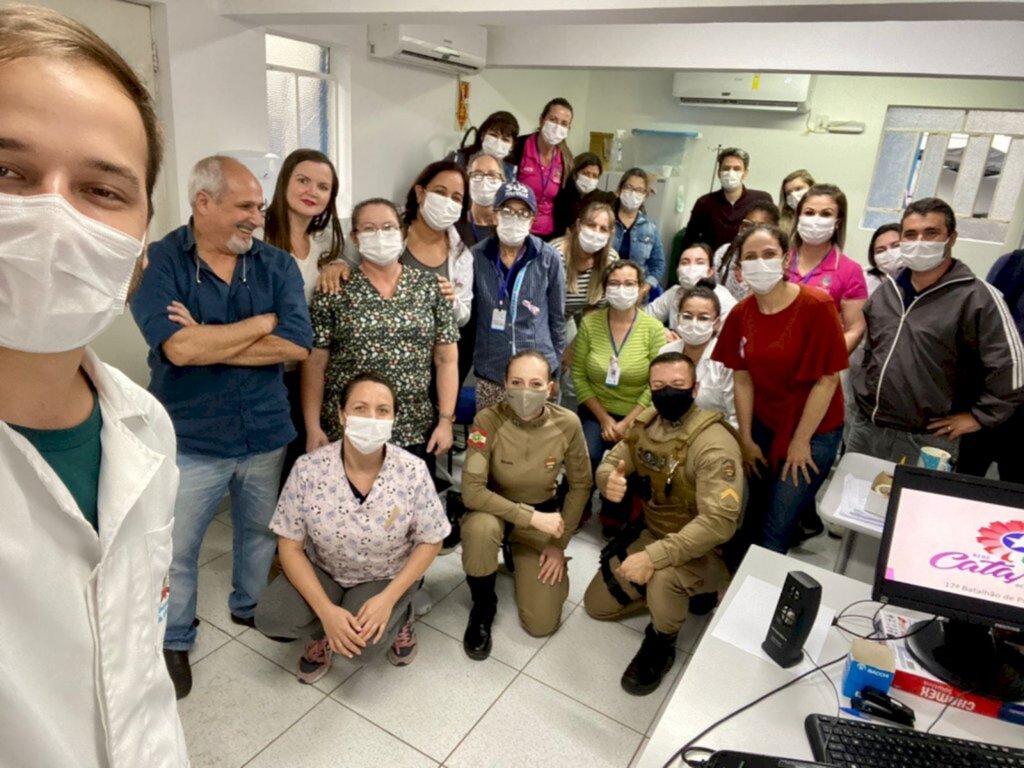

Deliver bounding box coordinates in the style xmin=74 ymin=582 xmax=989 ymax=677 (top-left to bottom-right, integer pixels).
xmin=778 ymin=169 xmax=815 ymax=233
xmin=564 ymin=201 xmax=617 ymax=305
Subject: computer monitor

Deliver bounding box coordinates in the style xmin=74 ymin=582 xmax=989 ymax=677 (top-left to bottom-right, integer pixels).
xmin=873 ymin=465 xmax=1024 ymax=701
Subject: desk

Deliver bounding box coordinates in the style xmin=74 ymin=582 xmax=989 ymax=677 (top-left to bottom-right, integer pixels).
xmin=636 ymin=546 xmax=1020 ymax=768
xmin=818 ymin=452 xmax=894 ymax=576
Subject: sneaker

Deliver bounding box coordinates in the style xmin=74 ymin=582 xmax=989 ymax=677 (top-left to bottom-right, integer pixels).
xmin=388 ymin=621 xmax=418 ymax=666
xmin=296 ymin=637 xmax=333 ymax=685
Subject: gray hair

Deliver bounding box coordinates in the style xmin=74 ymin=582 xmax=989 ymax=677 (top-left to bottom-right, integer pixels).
xmin=467 ymin=151 xmax=507 ymax=181
xmin=188 ymin=155 xmax=232 ymax=209
xmin=717 ymin=146 xmax=750 ymax=170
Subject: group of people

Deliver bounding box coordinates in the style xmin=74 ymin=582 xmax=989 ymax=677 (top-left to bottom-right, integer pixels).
xmin=4 ymin=7 xmax=1024 ymax=768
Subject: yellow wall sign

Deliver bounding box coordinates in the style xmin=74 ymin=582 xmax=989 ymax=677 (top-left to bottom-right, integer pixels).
xmin=752 ymin=74 xmax=761 ymax=91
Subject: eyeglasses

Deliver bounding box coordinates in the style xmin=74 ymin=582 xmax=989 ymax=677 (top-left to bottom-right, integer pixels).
xmin=621 ymin=184 xmax=646 ymax=194
xmin=497 ymin=207 xmax=534 ymax=221
xmin=469 ymin=171 xmax=504 ymax=182
xmin=356 ymin=223 xmax=401 ymax=235
xmin=606 ymin=280 xmax=640 ymax=289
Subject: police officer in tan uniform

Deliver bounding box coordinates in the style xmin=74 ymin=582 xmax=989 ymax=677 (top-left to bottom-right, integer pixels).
xmin=584 ymin=351 xmax=744 ymax=695
xmin=461 ymin=350 xmax=593 ymax=659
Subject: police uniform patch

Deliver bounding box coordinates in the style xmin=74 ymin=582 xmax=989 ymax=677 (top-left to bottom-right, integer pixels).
xmin=468 ymin=427 xmax=487 ymax=449
xmin=545 ymin=456 xmax=557 ymax=470
xmin=720 ymin=488 xmax=740 ymax=505
xmin=722 ymin=459 xmax=737 ymax=481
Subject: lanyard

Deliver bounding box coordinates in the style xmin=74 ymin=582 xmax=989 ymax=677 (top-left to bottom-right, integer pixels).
xmin=608 ymin=309 xmax=638 ymax=359
xmin=495 ymin=243 xmax=527 ymax=306
xmin=469 ymin=211 xmax=482 ymax=244
xmin=534 ymin=134 xmax=560 ymax=198
xmin=794 ymin=247 xmax=835 ymax=285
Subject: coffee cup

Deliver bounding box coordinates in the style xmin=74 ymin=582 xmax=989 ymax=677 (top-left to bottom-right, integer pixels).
xmin=918 ymin=446 xmax=952 ymax=472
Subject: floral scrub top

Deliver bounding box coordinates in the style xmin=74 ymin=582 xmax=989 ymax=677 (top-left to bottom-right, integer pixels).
xmin=309 ymin=266 xmax=459 ymax=446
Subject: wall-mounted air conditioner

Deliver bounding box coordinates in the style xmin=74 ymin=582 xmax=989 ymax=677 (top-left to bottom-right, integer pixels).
xmin=368 ymin=24 xmax=486 ymax=75
xmin=672 ymin=73 xmax=814 ymax=113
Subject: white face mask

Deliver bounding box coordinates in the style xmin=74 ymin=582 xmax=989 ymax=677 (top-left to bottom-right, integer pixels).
xmin=481 ymin=134 xmax=512 ymax=160
xmin=786 ymin=188 xmax=808 ymax=211
xmin=541 ymin=120 xmax=569 ymax=146
xmin=0 ymin=192 xmax=144 ymax=353
xmin=469 ymin=176 xmax=503 ymax=207
xmin=740 ymin=258 xmax=785 ymax=295
xmin=620 ymin=189 xmax=645 ymax=211
xmin=677 ymin=263 xmax=710 ymax=289
xmin=605 ymin=284 xmax=639 ymax=310
xmin=797 ymin=215 xmax=836 ymax=246
xmin=900 ymin=239 xmax=948 ymax=272
xmin=677 ymin=318 xmax=715 ymax=346
xmin=420 ymin=191 xmax=462 ymax=231
xmin=358 ymin=230 xmax=404 ymax=266
xmin=719 ymin=170 xmax=743 ymax=192
xmin=575 ymin=175 xmax=599 ymax=195
xmin=344 ymin=415 xmax=393 ymax=454
xmin=874 ymin=247 xmax=900 ymax=275
xmin=577 ymin=226 xmax=609 ymax=254
xmin=497 ymin=215 xmax=533 ymax=246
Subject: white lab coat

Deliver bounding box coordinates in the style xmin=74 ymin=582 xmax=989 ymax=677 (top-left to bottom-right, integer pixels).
xmin=645 ymin=283 xmax=737 ymax=331
xmin=0 ymin=349 xmax=189 ymax=768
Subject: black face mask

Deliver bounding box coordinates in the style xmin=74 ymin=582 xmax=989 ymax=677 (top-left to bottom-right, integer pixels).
xmin=651 ymin=386 xmax=695 ymax=423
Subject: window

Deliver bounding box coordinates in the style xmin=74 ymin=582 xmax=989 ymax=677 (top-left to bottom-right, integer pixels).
xmin=864 ymin=107 xmax=1024 ymax=243
xmin=265 ymin=34 xmax=335 ymax=162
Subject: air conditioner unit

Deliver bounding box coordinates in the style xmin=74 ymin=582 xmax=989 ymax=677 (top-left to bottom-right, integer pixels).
xmin=368 ymin=24 xmax=486 ymax=75
xmin=672 ymin=73 xmax=813 ymax=113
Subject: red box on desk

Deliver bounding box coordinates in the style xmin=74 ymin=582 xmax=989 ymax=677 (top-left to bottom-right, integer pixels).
xmin=880 ymin=610 xmax=1024 ymax=726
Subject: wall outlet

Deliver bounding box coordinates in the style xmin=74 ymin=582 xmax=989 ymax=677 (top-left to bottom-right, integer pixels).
xmin=815 ymin=114 xmax=830 ymax=132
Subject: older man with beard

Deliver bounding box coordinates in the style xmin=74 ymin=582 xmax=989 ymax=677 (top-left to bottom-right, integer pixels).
xmin=131 ymin=155 xmax=313 ymax=699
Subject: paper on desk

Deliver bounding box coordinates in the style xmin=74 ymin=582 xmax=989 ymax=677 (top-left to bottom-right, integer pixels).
xmin=834 ymin=475 xmax=885 ymax=532
xmin=710 ymin=575 xmax=836 ymax=675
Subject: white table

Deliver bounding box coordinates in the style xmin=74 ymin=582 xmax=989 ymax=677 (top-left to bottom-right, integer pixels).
xmin=637 ymin=546 xmax=1020 ymax=768
xmin=818 ymin=452 xmax=895 ymax=576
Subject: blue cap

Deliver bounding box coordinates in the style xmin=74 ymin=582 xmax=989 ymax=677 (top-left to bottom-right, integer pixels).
xmin=493 ymin=180 xmax=537 ymax=213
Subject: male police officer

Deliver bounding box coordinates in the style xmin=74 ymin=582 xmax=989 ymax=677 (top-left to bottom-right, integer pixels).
xmin=584 ymin=351 xmax=744 ymax=695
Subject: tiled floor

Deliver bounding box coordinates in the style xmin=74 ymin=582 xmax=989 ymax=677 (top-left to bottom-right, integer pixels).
xmin=178 ymin=487 xmax=840 ymax=768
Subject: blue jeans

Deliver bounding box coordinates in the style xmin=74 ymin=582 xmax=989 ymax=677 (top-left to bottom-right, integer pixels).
xmin=746 ymin=423 xmax=843 ymax=554
xmin=164 ymin=447 xmax=286 ymax=650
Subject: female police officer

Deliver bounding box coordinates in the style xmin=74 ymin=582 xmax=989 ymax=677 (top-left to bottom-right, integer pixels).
xmin=460 ymin=350 xmax=592 ymax=659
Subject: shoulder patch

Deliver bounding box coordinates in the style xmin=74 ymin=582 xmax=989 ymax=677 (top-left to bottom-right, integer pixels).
xmin=468 ymin=427 xmax=488 ymax=449
xmin=722 ymin=459 xmax=737 ymax=481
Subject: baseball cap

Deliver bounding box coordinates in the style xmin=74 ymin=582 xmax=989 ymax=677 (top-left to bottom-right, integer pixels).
xmin=493 ymin=180 xmax=537 ymax=213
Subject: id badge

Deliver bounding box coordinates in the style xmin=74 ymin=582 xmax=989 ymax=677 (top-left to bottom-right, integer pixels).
xmin=605 ymin=355 xmax=621 ymax=387
xmin=490 ymin=307 xmax=508 ymax=331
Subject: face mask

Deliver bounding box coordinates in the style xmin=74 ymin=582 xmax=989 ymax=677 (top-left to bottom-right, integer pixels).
xmin=605 ymin=284 xmax=639 ymax=310
xmin=900 ymin=239 xmax=948 ymax=272
xmin=358 ymin=230 xmax=404 ymax=266
xmin=786 ymin=188 xmax=808 ymax=211
xmin=740 ymin=258 xmax=785 ymax=295
xmin=541 ymin=120 xmax=569 ymax=145
xmin=797 ymin=215 xmax=836 ymax=246
xmin=677 ymin=263 xmax=710 ymax=289
xmin=344 ymin=415 xmax=393 ymax=454
xmin=874 ymin=247 xmax=900 ymax=275
xmin=620 ymin=189 xmax=645 ymax=211
xmin=497 ymin=215 xmax=533 ymax=246
xmin=677 ymin=318 xmax=715 ymax=346
xmin=481 ymin=134 xmax=512 ymax=160
xmin=420 ymin=191 xmax=462 ymax=231
xmin=575 ymin=175 xmax=599 ymax=195
xmin=719 ymin=170 xmax=743 ymax=192
xmin=506 ymin=387 xmax=548 ymax=420
xmin=469 ymin=176 xmax=503 ymax=207
xmin=651 ymin=386 xmax=695 ymax=423
xmin=577 ymin=226 xmax=609 ymax=254
xmin=0 ymin=192 xmax=144 ymax=353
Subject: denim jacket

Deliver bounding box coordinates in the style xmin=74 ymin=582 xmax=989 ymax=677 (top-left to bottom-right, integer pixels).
xmin=613 ymin=210 xmax=666 ymax=287
xmin=472 ymin=234 xmax=567 ymax=383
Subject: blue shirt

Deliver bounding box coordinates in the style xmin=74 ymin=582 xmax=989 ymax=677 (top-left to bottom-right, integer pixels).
xmin=130 ymin=224 xmax=313 ymax=458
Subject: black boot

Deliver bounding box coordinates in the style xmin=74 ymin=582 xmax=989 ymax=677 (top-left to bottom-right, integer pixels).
xmin=463 ymin=573 xmax=497 ymax=661
xmin=621 ymin=623 xmax=677 ymax=696
xmin=163 ymin=649 xmax=193 ymax=700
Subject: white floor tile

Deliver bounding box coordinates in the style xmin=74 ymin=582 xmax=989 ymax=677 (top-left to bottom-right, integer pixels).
xmin=195 ymin=552 xmax=246 ymax=637
xmin=177 ymin=642 xmax=323 ymax=768
xmin=331 ymin=623 xmax=516 ymax=762
xmin=446 ymin=675 xmax=642 ymax=768
xmin=236 ymin=627 xmax=361 ymax=695
xmin=246 ymin=698 xmax=437 ymax=768
xmin=419 ymin=574 xmax=551 ymax=670
xmin=419 ymin=549 xmax=467 ymax=609
xmin=597 ymin=602 xmax=711 ymax=654
xmin=524 ymin=608 xmax=681 ymax=734
xmin=646 ymin=663 xmax=686 ymax=737
xmin=564 ymin=533 xmax=602 ymax=606
xmin=630 ymin=738 xmax=651 ymax=768
xmin=190 ymin=621 xmax=231 ymax=664
xmin=198 ymin=519 xmax=233 ymax=567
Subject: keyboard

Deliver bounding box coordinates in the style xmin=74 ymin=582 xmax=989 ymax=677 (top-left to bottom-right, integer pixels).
xmin=805 ymin=713 xmax=1024 ymax=767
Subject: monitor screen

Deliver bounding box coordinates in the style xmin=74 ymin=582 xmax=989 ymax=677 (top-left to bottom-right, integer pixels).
xmin=874 ymin=466 xmax=1024 ymax=630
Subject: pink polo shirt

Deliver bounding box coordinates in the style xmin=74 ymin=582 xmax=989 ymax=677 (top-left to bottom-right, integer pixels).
xmin=518 ymin=133 xmax=563 ymax=236
xmin=787 ymin=246 xmax=868 ymax=310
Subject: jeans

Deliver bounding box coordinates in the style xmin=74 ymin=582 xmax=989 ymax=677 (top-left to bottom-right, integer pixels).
xmin=745 ymin=422 xmax=843 ymax=554
xmin=578 ymin=406 xmax=633 ymax=530
xmin=845 ymin=403 xmax=958 ymax=466
xmin=164 ymin=446 xmax=286 ymax=650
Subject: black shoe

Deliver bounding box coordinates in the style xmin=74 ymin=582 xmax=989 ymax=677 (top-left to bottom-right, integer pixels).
xmin=621 ymin=624 xmax=677 ymax=696
xmin=463 ymin=610 xmax=494 ymax=660
xmin=230 ymin=613 xmax=256 ymax=628
xmin=688 ymin=592 xmax=718 ymax=616
xmin=163 ymin=649 xmax=193 ymax=700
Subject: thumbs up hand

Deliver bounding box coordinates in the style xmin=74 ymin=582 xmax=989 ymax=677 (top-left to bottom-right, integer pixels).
xmin=605 ymin=459 xmax=628 ymax=503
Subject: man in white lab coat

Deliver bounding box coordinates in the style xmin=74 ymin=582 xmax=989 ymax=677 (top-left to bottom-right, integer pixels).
xmin=0 ymin=7 xmax=189 ymax=768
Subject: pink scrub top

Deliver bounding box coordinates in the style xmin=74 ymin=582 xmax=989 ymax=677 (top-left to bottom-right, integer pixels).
xmin=787 ymin=246 xmax=868 ymax=310
xmin=517 ymin=133 xmax=563 ymax=236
